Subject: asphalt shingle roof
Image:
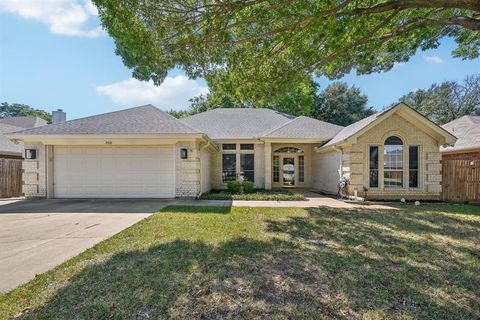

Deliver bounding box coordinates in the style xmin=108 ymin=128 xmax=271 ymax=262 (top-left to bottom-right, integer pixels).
xmin=10 ymin=105 xmax=200 ymax=135
xmin=263 ymin=116 xmax=343 ymax=139
xmin=182 ymin=108 xmax=295 ymax=139
xmin=0 ymin=123 xmax=25 ymax=155
xmin=441 ymin=115 xmax=480 ymax=153
xmin=0 ymin=116 xmax=47 ymax=128
xmin=322 ymin=111 xmax=386 ymax=148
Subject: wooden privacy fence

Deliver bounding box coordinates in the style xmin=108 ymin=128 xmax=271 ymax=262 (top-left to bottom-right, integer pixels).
xmin=442 ymin=160 xmax=480 ymax=203
xmin=0 ymin=158 xmax=23 ymax=198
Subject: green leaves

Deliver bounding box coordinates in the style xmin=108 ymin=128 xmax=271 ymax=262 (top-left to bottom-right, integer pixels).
xmin=0 ymin=102 xmax=52 ymax=123
xmin=313 ymin=82 xmax=375 ymax=126
xmin=93 ymin=0 xmax=480 ymax=105
xmin=397 ymin=74 xmax=480 ymax=124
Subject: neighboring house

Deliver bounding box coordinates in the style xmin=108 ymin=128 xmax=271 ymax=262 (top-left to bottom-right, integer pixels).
xmin=8 ymin=103 xmax=456 ymax=200
xmin=0 ymin=123 xmax=24 ymax=159
xmin=440 ymin=115 xmax=479 ymax=204
xmin=0 ymin=116 xmax=48 ymax=129
xmin=441 ymin=116 xmax=480 ymax=160
xmin=0 ymin=117 xmax=48 ymax=159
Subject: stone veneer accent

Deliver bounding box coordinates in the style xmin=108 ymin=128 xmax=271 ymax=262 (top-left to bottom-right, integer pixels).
xmin=175 ymin=141 xmax=202 ymax=197
xmin=22 ymin=142 xmax=47 ymax=198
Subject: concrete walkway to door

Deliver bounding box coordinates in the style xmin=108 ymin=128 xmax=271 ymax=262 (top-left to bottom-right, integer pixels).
xmin=183 ymin=191 xmax=397 ymax=210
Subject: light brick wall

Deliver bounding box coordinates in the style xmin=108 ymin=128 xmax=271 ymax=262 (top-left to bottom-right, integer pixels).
xmin=200 ymin=148 xmax=212 ymax=194
xmin=22 ymin=142 xmax=46 ymax=198
xmin=312 ymin=149 xmax=342 ymax=194
xmin=254 ymin=144 xmax=265 ymax=188
xmin=346 ymin=113 xmax=442 ymax=200
xmin=175 ymin=141 xmax=201 ymax=197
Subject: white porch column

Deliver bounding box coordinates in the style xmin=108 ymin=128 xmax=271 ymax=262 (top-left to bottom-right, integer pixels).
xmin=264 ymin=142 xmax=272 ymax=189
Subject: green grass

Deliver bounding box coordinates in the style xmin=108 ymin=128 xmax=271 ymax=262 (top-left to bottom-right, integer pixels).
xmin=1 ymin=204 xmax=480 ymax=319
xmin=199 ymin=189 xmax=306 ymax=201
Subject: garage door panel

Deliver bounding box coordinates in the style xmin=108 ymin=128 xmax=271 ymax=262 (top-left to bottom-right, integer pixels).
xmin=54 ymin=146 xmax=175 ymax=198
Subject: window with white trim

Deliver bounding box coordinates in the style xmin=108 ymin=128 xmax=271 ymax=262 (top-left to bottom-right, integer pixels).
xmin=384 ymin=136 xmax=404 ymax=188
xmin=298 ymin=155 xmax=304 ymax=183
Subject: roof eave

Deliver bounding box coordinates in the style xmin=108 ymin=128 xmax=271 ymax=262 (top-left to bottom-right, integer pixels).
xmin=441 ymin=146 xmax=480 ymax=154
xmin=7 ymin=133 xmax=206 ymax=142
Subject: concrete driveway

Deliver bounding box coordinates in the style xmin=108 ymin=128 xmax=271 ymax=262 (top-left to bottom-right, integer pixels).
xmin=0 ymin=199 xmax=171 ymax=293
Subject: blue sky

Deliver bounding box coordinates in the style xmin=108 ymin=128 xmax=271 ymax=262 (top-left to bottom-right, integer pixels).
xmin=0 ymin=1 xmax=478 ymax=120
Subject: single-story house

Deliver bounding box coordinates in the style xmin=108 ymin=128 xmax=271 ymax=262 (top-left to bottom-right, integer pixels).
xmin=441 ymin=115 xmax=480 ymax=160
xmin=8 ymin=102 xmax=456 ymax=200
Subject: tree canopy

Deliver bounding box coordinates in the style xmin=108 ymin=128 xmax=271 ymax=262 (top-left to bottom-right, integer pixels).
xmin=398 ymin=74 xmax=480 ymax=124
xmin=169 ymin=80 xmax=372 ymax=127
xmin=0 ymin=103 xmax=52 ymax=123
xmin=313 ymin=82 xmax=375 ymax=126
xmin=93 ymin=0 xmax=480 ymax=104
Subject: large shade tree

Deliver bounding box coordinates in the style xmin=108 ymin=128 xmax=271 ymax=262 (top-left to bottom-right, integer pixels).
xmin=93 ymin=0 xmax=480 ymax=104
xmin=313 ymin=82 xmax=374 ymax=126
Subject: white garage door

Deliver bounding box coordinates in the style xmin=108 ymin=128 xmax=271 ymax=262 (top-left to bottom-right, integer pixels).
xmin=54 ymin=146 xmax=175 ymax=198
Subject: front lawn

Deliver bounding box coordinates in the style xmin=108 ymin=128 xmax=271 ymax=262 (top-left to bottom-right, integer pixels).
xmin=1 ymin=204 xmax=479 ymax=319
xmin=199 ymin=189 xmax=306 ymax=201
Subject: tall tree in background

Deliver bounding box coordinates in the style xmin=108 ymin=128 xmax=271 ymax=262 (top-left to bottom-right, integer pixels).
xmin=0 ymin=103 xmax=52 ymax=123
xmin=313 ymin=82 xmax=374 ymax=126
xmin=169 ymin=81 xmax=316 ymax=118
xmin=94 ymin=0 xmax=480 ymax=106
xmin=399 ymin=74 xmax=480 ymax=124
xmin=168 ymin=93 xmax=245 ymax=118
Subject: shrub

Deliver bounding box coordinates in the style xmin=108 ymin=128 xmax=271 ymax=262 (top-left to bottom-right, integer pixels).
xmin=243 ymin=180 xmax=255 ymax=193
xmin=227 ymin=180 xmax=241 ymax=194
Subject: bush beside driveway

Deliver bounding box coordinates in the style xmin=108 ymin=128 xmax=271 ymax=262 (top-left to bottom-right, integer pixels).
xmin=1 ymin=204 xmax=479 ymax=319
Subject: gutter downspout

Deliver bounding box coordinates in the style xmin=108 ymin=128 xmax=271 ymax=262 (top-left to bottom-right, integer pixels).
xmin=333 ymin=146 xmax=343 ymax=178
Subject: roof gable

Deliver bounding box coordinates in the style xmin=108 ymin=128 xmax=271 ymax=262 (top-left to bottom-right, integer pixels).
xmin=10 ymin=105 xmax=200 ymax=135
xmin=441 ymin=115 xmax=480 ymax=153
xmin=321 ymin=103 xmax=457 ymax=149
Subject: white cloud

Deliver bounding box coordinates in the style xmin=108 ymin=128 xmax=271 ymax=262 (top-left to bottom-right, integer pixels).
xmin=96 ymin=76 xmax=210 ymax=110
xmin=0 ymin=0 xmax=104 ymax=37
xmin=423 ymin=55 xmax=444 ymax=64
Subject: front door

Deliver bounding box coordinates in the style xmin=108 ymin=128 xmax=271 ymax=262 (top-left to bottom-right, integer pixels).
xmin=282 ymin=157 xmax=295 ymax=186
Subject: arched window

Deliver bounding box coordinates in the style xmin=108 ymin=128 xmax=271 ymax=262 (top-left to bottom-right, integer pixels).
xmin=384 ymin=136 xmax=403 ymax=188
xmin=274 ymin=147 xmax=304 ymax=153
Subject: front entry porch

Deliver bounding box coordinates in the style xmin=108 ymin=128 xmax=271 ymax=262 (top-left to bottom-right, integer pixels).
xmin=264 ymin=143 xmax=315 ymax=190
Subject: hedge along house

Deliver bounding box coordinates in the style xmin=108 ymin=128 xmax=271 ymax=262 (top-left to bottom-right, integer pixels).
xmin=7 ymin=103 xmax=456 ymax=200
